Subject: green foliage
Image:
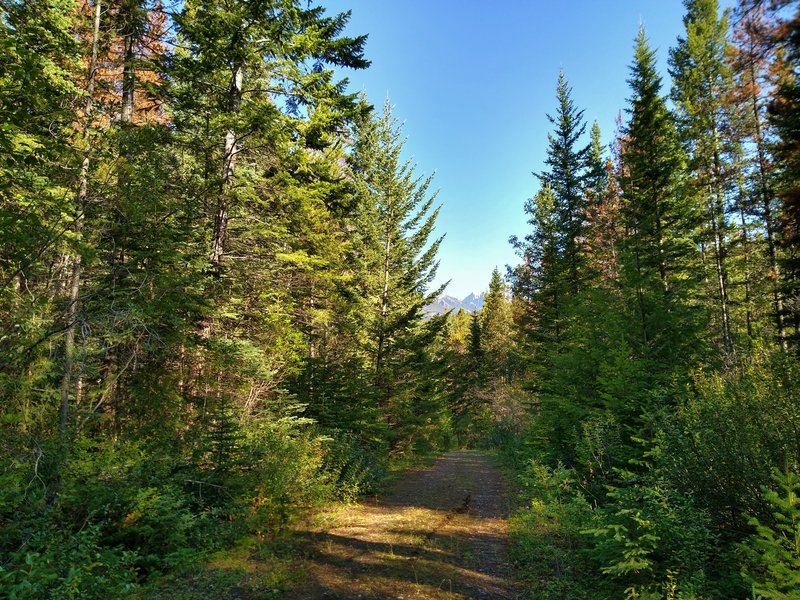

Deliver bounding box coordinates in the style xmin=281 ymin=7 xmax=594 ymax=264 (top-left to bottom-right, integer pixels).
xmin=510 ymin=460 xmax=602 ymax=599
xmin=659 ymin=353 xmax=800 ymax=530
xmin=240 ymin=419 xmax=330 ymax=539
xmin=538 ymin=70 xmax=591 ymax=292
xmin=321 ymin=432 xmax=386 ymax=500
xmin=348 ymin=99 xmax=450 ymax=456
xmin=585 ymin=475 xmax=716 ymax=598
xmin=741 ymin=468 xmax=800 ymax=599
xmin=0 ymin=524 xmax=138 ymax=600
xmin=2 ymin=0 xmax=799 ymax=597
xmin=503 ymin=4 xmax=800 ymax=598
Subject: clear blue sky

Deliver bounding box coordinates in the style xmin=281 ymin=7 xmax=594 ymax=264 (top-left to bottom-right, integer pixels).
xmin=323 ymin=0 xmax=732 ymax=298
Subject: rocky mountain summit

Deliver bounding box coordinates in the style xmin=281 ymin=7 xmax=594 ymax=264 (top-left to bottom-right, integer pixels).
xmin=424 ymin=291 xmax=486 ymax=316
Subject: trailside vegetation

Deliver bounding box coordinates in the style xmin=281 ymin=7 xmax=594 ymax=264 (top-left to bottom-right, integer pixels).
xmin=2 ymin=1 xmax=800 ymax=598
xmin=0 ymin=1 xmax=450 ymax=596
xmin=499 ymin=1 xmax=800 ymax=598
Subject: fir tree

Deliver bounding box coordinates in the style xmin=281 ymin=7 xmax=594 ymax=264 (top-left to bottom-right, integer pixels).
xmin=468 ymin=311 xmax=483 ymax=359
xmin=349 ymin=99 xmax=447 ymax=453
xmin=538 ymin=70 xmax=591 ymax=296
xmin=480 ymin=268 xmax=514 ymax=379
xmin=622 ymin=26 xmax=701 ymax=360
xmin=510 ymin=184 xmax=561 ymax=355
xmin=670 ymin=0 xmax=740 ymax=350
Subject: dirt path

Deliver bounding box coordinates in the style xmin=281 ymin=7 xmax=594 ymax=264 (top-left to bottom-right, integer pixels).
xmin=287 ymin=451 xmax=517 ymax=599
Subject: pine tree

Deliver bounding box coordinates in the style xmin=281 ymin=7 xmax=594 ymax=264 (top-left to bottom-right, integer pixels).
xmin=670 ymin=0 xmax=740 ymax=351
xmin=349 ymin=99 xmax=447 ymax=453
xmin=538 ymin=71 xmax=591 ymax=296
xmin=623 ymin=26 xmax=701 ymax=360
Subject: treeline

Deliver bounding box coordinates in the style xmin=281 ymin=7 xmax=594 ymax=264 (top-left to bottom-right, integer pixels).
xmin=501 ymin=0 xmax=800 ymax=598
xmin=0 ymin=1 xmax=454 ymax=596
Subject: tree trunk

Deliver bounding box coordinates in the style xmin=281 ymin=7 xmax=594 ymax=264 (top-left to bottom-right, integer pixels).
xmin=101 ymin=1 xmax=139 ymax=417
xmin=60 ymin=0 xmax=101 ymax=434
xmin=376 ymin=215 xmax=392 ymax=382
xmin=710 ymin=132 xmax=734 ymax=351
xmin=210 ymin=64 xmax=243 ymax=274
xmin=749 ymin=62 xmax=787 ymax=348
xmin=737 ymin=188 xmax=755 ymax=340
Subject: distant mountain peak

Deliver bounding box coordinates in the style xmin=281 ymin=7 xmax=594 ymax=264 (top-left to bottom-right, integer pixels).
xmin=423 ymin=291 xmax=486 ymax=316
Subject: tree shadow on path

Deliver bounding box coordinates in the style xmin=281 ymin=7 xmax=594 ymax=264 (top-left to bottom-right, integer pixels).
xmin=286 ymin=451 xmax=518 ymax=600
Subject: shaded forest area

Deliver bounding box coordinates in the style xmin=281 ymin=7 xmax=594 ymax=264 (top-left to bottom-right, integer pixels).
xmin=0 ymin=0 xmax=799 ymax=599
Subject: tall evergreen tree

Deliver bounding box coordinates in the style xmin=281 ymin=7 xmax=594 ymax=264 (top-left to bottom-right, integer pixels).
xmin=349 ymin=99 xmax=448 ymax=453
xmin=769 ymin=1 xmax=800 ymax=348
xmin=730 ymin=0 xmax=787 ymax=345
xmin=538 ymin=70 xmax=591 ymax=296
xmin=623 ymin=26 xmax=701 ymax=360
xmin=670 ymin=0 xmax=740 ymax=351
xmin=480 ymin=267 xmax=514 ymax=379
xmin=583 ymin=136 xmax=623 ymax=285
xmin=0 ymin=0 xmax=82 ymax=432
xmin=510 ymin=184 xmax=561 ymax=356
xmin=170 ymin=0 xmax=370 ymax=414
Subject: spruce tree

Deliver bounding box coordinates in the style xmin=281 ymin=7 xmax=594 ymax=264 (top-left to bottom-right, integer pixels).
xmin=349 ymin=99 xmax=447 ymax=453
xmin=480 ymin=268 xmax=514 ymax=379
xmin=670 ymin=0 xmax=739 ymax=350
xmin=622 ymin=26 xmax=700 ymax=361
xmin=469 ymin=311 xmax=483 ymax=360
xmin=538 ymin=70 xmax=591 ymax=296
xmin=583 ymin=135 xmax=623 ymax=285
xmin=510 ymin=184 xmax=561 ymax=355
xmin=170 ymin=0 xmax=370 ymax=414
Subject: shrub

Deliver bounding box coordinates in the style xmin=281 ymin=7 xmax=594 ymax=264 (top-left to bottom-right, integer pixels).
xmin=740 ymin=468 xmax=800 ymax=600
xmin=511 ymin=460 xmax=600 ymax=599
xmin=584 ymin=474 xmax=716 ymax=599
xmin=321 ymin=432 xmax=386 ymax=500
xmin=0 ymin=524 xmax=138 ymax=599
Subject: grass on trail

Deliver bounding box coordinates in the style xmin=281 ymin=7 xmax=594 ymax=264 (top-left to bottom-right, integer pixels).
xmin=134 ymin=452 xmax=447 ymax=599
xmin=283 ymin=451 xmax=516 ymax=599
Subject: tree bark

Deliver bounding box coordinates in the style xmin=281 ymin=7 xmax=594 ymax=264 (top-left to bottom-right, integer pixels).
xmin=60 ymin=0 xmax=101 ymax=434
xmin=210 ymin=64 xmax=243 ymax=274
xmin=376 ymin=210 xmax=392 ymax=382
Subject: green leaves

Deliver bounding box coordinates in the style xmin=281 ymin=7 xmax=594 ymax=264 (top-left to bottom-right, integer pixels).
xmin=741 ymin=468 xmax=800 ymax=599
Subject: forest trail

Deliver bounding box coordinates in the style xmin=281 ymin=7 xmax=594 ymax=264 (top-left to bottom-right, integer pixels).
xmin=286 ymin=451 xmax=518 ymax=599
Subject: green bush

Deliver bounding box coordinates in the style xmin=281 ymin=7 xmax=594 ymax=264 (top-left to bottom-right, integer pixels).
xmin=741 ymin=468 xmax=800 ymax=600
xmin=659 ymin=354 xmax=800 ymax=532
xmin=584 ymin=475 xmax=716 ymax=599
xmin=510 ymin=460 xmax=601 ymax=599
xmin=240 ymin=418 xmax=330 ymax=538
xmin=0 ymin=524 xmax=138 ymax=599
xmin=321 ymin=432 xmax=386 ymax=500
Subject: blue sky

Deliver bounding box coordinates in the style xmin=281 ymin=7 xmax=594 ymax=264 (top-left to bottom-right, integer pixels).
xmin=323 ymin=1 xmax=732 ymax=298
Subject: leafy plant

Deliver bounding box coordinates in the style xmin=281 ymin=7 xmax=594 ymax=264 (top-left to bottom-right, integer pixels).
xmin=741 ymin=467 xmax=800 ymax=599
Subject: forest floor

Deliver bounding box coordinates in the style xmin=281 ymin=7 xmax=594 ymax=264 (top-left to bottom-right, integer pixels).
xmin=284 ymin=450 xmax=518 ymax=599
xmin=156 ymin=451 xmax=519 ymax=599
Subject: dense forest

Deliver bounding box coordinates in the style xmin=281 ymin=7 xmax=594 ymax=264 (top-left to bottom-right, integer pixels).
xmin=0 ymin=0 xmax=799 ymax=598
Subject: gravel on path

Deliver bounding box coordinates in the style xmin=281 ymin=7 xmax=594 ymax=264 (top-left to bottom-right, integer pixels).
xmin=286 ymin=450 xmax=518 ymax=599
